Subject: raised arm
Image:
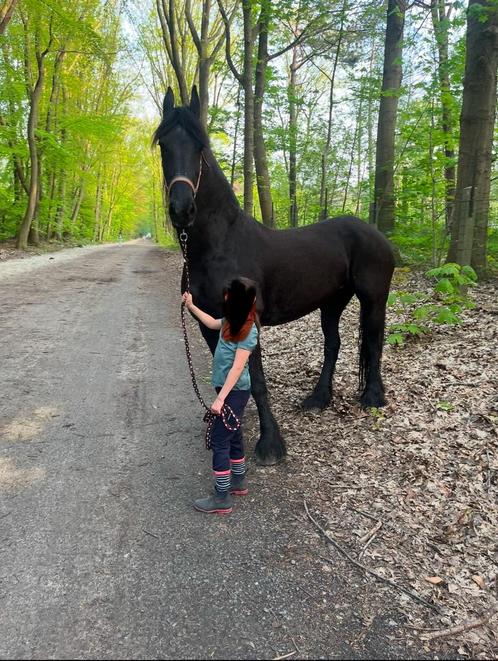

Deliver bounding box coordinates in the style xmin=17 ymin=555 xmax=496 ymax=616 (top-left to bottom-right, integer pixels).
xmin=183 ymin=293 xmax=222 ymax=330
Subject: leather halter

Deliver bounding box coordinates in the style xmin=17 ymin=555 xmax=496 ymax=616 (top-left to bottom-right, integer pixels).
xmin=165 ymin=152 xmax=206 ymax=198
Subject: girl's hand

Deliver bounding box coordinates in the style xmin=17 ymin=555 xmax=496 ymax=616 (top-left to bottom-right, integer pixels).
xmin=182 ymin=292 xmax=193 ymax=309
xmin=211 ymin=396 xmax=224 ymax=415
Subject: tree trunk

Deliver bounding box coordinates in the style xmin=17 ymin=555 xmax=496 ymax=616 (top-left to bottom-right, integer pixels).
xmin=70 ymin=183 xmax=85 ymax=228
xmin=288 ymin=44 xmax=298 ymax=227
xmin=17 ymin=54 xmax=48 ymax=249
xmin=367 ymin=38 xmax=377 ymax=214
xmin=230 ymin=86 xmax=241 ymax=187
xmin=319 ymin=0 xmax=347 ymax=219
xmin=253 ymin=0 xmax=273 ymax=227
xmin=342 ymin=121 xmax=359 ymax=212
xmin=431 ymin=0 xmax=456 ymax=231
xmin=242 ymin=0 xmax=254 ymax=216
xmin=0 ymin=0 xmax=17 ymax=35
xmin=447 ymin=0 xmax=498 ymax=275
xmin=54 ymin=163 xmax=67 ymax=241
xmin=370 ymin=0 xmax=405 ymax=235
xmin=156 ymin=0 xmax=189 ymax=104
xmin=93 ymin=167 xmax=103 ymax=242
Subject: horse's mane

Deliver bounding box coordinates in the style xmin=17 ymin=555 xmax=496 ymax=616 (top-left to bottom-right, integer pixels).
xmin=153 ymin=107 xmax=209 ymax=149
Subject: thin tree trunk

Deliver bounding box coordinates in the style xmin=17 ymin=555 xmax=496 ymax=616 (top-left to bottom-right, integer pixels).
xmin=431 ymin=0 xmax=456 ymax=231
xmin=17 ymin=20 xmax=52 ymax=249
xmin=342 ymin=122 xmax=359 ymax=212
xmin=230 ymin=86 xmax=241 ymax=187
xmin=429 ymin=98 xmax=437 ymax=266
xmin=288 ymin=44 xmax=298 ymax=227
xmin=54 ymin=160 xmax=67 ymax=241
xmin=370 ymin=0 xmax=405 ymax=234
xmin=186 ymin=0 xmax=227 ymax=128
xmin=447 ymin=0 xmax=498 ymax=274
xmin=367 ymin=39 xmax=377 ymax=213
xmin=242 ymin=0 xmax=254 ymax=216
xmin=253 ymin=0 xmax=273 ymax=227
xmin=0 ymin=0 xmax=17 ymax=35
xmin=319 ymin=0 xmax=347 ymax=219
xmin=46 ymin=171 xmax=56 ymax=239
xmin=156 ymin=0 xmax=189 ymax=103
xmin=93 ymin=167 xmax=103 ymax=242
xmin=70 ymin=183 xmax=85 ymax=228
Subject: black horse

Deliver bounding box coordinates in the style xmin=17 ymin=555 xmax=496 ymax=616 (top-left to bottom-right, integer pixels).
xmin=154 ymin=87 xmax=394 ymax=465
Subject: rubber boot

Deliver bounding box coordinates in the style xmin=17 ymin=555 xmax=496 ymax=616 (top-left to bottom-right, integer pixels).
xmin=193 ymin=488 xmax=233 ymax=515
xmin=230 ymin=473 xmax=248 ymax=496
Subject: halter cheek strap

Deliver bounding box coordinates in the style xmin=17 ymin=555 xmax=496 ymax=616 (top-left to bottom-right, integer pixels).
xmin=166 ymin=153 xmax=206 ymax=198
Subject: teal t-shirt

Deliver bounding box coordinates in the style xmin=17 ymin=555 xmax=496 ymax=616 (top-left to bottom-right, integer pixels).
xmin=212 ymin=321 xmax=259 ymax=391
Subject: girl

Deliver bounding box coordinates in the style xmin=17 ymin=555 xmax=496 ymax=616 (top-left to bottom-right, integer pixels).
xmin=182 ymin=277 xmax=259 ymax=515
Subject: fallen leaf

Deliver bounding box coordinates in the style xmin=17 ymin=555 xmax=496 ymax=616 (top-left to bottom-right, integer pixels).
xmin=471 ymin=574 xmax=485 ymax=589
xmin=425 ymin=576 xmax=444 ymax=585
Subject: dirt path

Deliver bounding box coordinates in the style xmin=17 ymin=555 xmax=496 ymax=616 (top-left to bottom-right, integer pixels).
xmin=0 ymin=243 xmax=437 ymax=659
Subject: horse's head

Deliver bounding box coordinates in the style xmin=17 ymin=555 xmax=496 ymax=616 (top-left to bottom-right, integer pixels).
xmin=153 ymin=86 xmax=208 ymax=230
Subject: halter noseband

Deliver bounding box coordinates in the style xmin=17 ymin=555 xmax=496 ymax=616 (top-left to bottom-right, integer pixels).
xmin=165 ymin=152 xmax=207 ymax=198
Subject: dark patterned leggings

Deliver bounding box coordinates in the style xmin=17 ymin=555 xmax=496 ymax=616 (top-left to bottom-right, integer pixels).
xmin=211 ymin=388 xmax=251 ymax=472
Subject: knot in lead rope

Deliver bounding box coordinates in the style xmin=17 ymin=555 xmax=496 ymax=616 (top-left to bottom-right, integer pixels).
xmin=179 ymin=231 xmax=241 ymax=449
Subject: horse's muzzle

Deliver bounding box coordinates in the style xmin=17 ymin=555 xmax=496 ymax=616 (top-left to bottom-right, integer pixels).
xmin=169 ymin=198 xmax=196 ymax=228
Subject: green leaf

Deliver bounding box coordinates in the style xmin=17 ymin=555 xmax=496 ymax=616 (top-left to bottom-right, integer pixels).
xmin=387 ymin=332 xmax=405 ymax=346
xmin=399 ymin=292 xmax=419 ymax=305
xmin=413 ymin=305 xmax=432 ymax=320
xmin=405 ymin=323 xmax=425 ymax=336
xmin=461 ymin=265 xmax=478 ymax=282
xmin=435 ymin=278 xmax=455 ymax=294
xmin=437 ymin=400 xmax=454 ymax=412
xmin=434 ymin=307 xmax=461 ymax=324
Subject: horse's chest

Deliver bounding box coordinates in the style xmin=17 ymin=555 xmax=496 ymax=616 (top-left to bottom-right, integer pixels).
xmin=189 ymin=265 xmax=229 ymax=312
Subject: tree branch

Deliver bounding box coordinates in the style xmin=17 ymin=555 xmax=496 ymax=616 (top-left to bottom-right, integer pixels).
xmin=185 ymin=0 xmax=202 ymax=54
xmin=216 ymin=0 xmax=243 ymax=84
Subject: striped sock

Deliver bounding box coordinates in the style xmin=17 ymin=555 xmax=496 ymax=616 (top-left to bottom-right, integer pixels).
xmin=214 ymin=470 xmax=231 ymax=493
xmin=231 ymin=457 xmax=246 ymax=476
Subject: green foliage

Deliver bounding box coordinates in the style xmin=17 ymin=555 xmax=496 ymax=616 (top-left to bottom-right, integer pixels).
xmin=0 ymin=0 xmax=161 ymax=247
xmin=387 ymin=263 xmax=477 ymax=347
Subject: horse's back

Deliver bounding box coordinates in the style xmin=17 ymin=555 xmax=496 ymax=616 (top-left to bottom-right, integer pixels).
xmin=250 ymin=215 xmax=393 ymax=325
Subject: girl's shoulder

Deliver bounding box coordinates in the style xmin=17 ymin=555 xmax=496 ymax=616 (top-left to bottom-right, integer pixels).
xmin=237 ymin=322 xmax=259 ymax=350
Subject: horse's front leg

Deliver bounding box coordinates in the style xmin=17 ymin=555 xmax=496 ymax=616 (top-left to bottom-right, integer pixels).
xmin=249 ymin=343 xmax=286 ymax=465
xmin=199 ymin=324 xmax=218 ymax=355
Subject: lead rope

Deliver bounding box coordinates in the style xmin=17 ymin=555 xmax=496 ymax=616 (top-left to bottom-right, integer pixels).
xmin=179 ymin=230 xmax=241 ymax=450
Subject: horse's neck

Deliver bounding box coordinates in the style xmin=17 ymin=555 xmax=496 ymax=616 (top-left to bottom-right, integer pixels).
xmin=188 ymin=155 xmax=241 ymax=255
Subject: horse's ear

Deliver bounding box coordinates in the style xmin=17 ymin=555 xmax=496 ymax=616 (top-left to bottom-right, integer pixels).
xmin=163 ymin=87 xmax=174 ymax=116
xmin=189 ymin=85 xmax=200 ymax=118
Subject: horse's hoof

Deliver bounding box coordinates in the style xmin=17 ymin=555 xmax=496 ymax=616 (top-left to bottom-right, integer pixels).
xmin=301 ymin=389 xmax=331 ymax=411
xmin=254 ymin=435 xmax=286 ymax=466
xmin=360 ymin=388 xmax=386 ymax=409
xmin=254 ymin=452 xmax=285 ymax=467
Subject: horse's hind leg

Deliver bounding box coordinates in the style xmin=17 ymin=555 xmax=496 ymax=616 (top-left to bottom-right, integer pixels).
xmin=356 ymin=292 xmax=389 ymax=408
xmin=250 ymin=343 xmax=286 ymax=466
xmin=302 ymin=289 xmax=353 ymax=410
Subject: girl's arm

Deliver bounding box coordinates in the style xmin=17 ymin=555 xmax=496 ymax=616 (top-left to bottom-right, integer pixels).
xmin=214 ymin=348 xmax=251 ymax=408
xmin=183 ymin=293 xmax=222 ymax=330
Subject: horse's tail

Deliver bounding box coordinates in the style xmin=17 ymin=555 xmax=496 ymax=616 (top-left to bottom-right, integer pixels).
xmin=358 ymin=308 xmax=368 ymax=393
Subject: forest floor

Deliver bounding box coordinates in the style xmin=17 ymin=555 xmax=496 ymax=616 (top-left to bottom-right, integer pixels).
xmin=256 ymin=268 xmax=498 ymax=659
